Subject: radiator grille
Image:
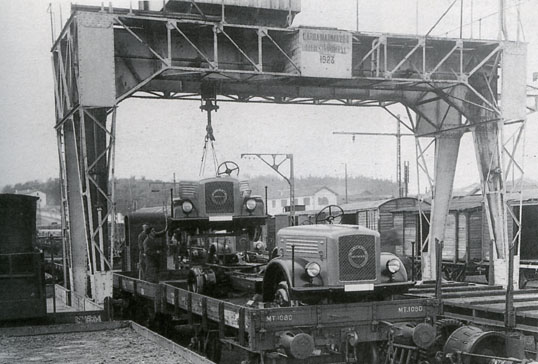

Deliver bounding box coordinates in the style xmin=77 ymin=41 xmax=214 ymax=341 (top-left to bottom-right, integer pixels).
xmin=205 ymin=181 xmax=234 ymax=213
xmin=338 ymin=235 xmax=376 ymax=282
xmin=284 ymin=238 xmax=320 ymax=256
xmin=179 ymin=181 xmax=197 ymax=198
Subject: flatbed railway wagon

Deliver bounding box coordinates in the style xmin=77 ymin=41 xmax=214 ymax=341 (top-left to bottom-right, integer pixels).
xmin=113 ymin=206 xmax=445 ymax=364
xmin=113 ymin=203 xmax=538 ymax=363
xmin=113 ymin=272 xmax=441 ymax=363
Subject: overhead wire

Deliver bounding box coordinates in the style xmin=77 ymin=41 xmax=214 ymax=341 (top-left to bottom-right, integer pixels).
xmin=424 ymin=0 xmax=459 ymax=38
xmin=440 ymin=0 xmax=530 ymax=37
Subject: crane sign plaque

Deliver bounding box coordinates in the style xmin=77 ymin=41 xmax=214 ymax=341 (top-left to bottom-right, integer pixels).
xmin=287 ymin=28 xmax=352 ymax=78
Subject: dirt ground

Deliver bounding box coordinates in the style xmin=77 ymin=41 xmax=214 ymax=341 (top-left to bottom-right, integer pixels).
xmin=0 ymin=327 xmax=196 ymax=364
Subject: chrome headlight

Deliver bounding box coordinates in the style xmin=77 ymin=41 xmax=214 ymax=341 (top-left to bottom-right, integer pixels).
xmin=305 ymin=262 xmax=321 ymax=278
xmin=182 ymin=200 xmax=193 ymax=213
xmin=245 ymin=198 xmax=257 ymax=211
xmin=386 ymin=258 xmax=401 ymax=274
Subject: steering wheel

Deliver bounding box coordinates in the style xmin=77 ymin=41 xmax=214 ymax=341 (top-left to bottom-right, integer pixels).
xmin=217 ymin=161 xmax=240 ymax=176
xmin=315 ymin=205 xmax=344 ymax=224
xmin=301 ymin=217 xmax=313 ymax=225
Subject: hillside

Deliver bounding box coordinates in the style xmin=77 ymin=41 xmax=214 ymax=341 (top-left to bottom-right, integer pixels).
xmin=245 ymin=175 xmax=398 ymax=202
xmin=2 ymin=174 xmax=398 ymax=215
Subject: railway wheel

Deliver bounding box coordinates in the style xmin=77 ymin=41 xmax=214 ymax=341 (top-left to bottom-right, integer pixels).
xmin=204 ymin=332 xmax=222 ymax=363
xmin=274 ymin=281 xmax=291 ymax=307
xmin=355 ymin=342 xmax=379 ymax=364
xmin=188 ymin=267 xmax=205 ymax=293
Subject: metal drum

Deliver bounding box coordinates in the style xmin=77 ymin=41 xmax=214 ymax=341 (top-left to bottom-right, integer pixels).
xmin=444 ymin=326 xmax=506 ymax=364
xmin=0 ymin=193 xmax=46 ymax=321
xmin=0 ymin=194 xmax=38 ymax=254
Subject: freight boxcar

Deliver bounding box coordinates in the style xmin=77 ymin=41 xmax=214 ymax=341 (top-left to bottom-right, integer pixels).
xmin=392 ymin=192 xmax=538 ymax=286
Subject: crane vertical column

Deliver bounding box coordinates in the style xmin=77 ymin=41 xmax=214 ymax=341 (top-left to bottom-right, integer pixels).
xmin=52 ymin=12 xmax=117 ymax=304
xmin=424 ymin=133 xmax=462 ymax=280
xmin=412 ymin=96 xmax=463 ymax=281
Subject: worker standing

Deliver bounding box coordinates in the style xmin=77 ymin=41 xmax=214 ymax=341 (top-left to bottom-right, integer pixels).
xmin=170 ymin=229 xmax=183 ymax=269
xmin=137 ymin=223 xmax=150 ymax=280
xmin=143 ymin=226 xmax=167 ymax=283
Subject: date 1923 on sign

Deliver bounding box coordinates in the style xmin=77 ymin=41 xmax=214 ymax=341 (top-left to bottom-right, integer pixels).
xmin=320 ymin=54 xmax=335 ymax=64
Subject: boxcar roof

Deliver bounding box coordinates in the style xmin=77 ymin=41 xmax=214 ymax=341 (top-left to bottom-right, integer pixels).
xmin=392 ymin=190 xmax=538 ymax=214
xmin=340 ymin=197 xmax=423 ymax=213
xmin=278 ymin=223 xmax=378 ymax=237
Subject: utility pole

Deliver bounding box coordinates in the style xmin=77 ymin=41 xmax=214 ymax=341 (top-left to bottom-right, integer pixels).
xmin=265 ymin=186 xmax=268 ymax=215
xmin=415 ymin=0 xmax=419 ymax=35
xmin=242 ymin=153 xmax=295 ymax=225
xmin=498 ymin=0 xmax=507 ymax=40
xmin=334 ymin=117 xmax=413 ymax=197
xmin=345 ymin=163 xmax=348 ymax=203
xmin=404 ymin=161 xmax=410 ymax=197
xmin=397 ymin=119 xmax=402 ymax=197
xmin=356 ymin=0 xmax=359 ymax=31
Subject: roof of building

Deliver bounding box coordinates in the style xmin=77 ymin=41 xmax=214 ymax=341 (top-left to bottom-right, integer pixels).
xmin=15 ymin=189 xmax=46 ymax=196
xmin=453 ymin=179 xmax=538 ymax=196
xmin=268 ymin=186 xmax=339 ymax=199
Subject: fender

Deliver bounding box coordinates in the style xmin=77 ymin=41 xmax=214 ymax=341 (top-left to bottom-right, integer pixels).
xmin=380 ymin=252 xmax=408 ymax=283
xmin=262 ymin=257 xmax=323 ymax=301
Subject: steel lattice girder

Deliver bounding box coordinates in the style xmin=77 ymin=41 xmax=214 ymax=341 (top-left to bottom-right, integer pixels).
xmin=52 ymin=5 xmax=528 ymax=299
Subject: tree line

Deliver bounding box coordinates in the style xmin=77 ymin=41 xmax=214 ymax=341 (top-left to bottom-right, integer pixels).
xmin=2 ymin=174 xmax=398 ymax=215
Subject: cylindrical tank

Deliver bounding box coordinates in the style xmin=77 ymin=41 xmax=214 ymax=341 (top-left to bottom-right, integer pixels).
xmin=444 ymin=326 xmax=506 ymax=364
xmin=0 ymin=194 xmax=38 ymax=254
xmin=279 ymin=331 xmax=315 ymax=359
xmin=392 ymin=322 xmax=436 ymax=349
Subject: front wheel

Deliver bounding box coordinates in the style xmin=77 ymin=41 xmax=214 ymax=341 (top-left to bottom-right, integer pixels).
xmin=274 ymin=281 xmax=291 ymax=307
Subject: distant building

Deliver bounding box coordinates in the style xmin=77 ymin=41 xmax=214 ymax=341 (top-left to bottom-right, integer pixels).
xmin=267 ymin=186 xmax=338 ymax=215
xmin=15 ymin=189 xmax=47 ymax=209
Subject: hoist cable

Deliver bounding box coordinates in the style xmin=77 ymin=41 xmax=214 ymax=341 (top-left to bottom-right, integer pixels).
xmin=198 ymin=99 xmax=220 ymax=176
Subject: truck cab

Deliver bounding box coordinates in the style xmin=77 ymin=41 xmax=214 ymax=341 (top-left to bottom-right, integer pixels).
xmin=171 ymin=175 xmax=266 ymax=234
xmin=262 ymin=217 xmax=411 ymax=305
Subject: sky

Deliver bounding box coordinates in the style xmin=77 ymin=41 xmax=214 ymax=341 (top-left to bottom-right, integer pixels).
xmin=1 ymin=0 xmax=537 ymax=195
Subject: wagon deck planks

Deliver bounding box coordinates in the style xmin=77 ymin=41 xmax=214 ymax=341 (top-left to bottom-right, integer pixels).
xmin=407 ymin=282 xmax=538 ymax=333
xmin=0 ymin=321 xmax=213 ymax=364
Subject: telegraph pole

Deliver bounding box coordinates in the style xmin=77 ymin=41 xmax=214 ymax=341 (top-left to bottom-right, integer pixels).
xmin=345 ymin=163 xmax=348 ymax=203
xmin=241 ymin=153 xmax=295 ymax=225
xmin=397 ymin=119 xmax=402 ymax=197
